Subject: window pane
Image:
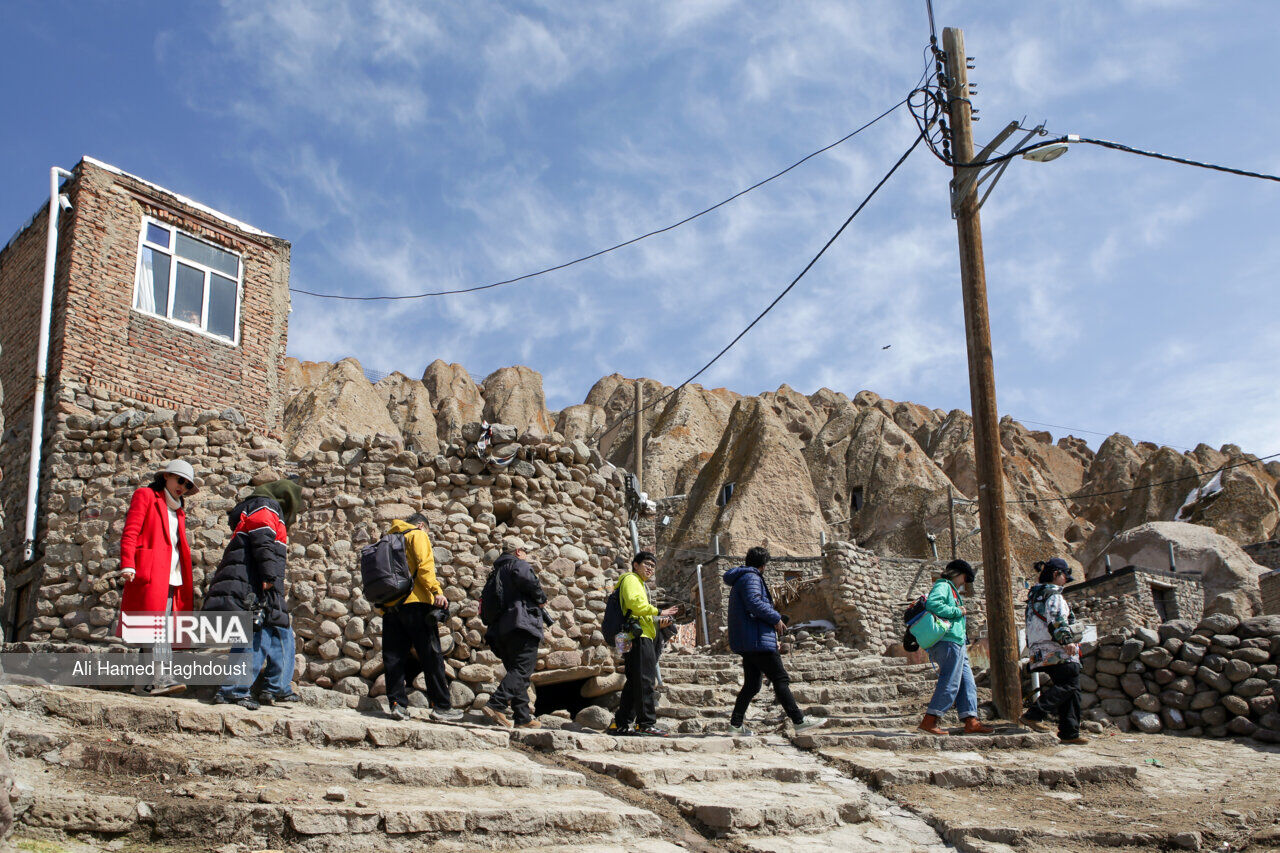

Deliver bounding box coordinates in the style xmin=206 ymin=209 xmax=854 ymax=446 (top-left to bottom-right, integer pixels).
xmin=145 ymin=223 xmax=170 ymax=248
xmin=172 ymin=263 xmax=205 ymax=327
xmin=134 ymin=247 xmax=170 ymax=316
xmin=207 ymin=274 xmax=237 ymax=340
xmin=175 ymin=233 xmax=238 ymax=277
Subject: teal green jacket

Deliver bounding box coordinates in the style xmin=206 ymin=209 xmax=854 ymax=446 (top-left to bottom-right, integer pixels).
xmin=925 ymin=578 xmax=967 ymax=645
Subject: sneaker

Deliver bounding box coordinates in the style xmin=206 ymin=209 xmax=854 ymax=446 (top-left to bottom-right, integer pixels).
xmin=388 ymin=703 xmax=410 ymax=721
xmin=273 ymin=692 xmax=301 ymax=704
xmin=634 ymin=725 xmax=669 ymax=738
xmin=728 ymin=723 xmax=754 ymax=736
xmin=483 ymin=706 xmax=513 ymax=728
xmin=608 ymin=722 xmax=633 ymax=737
xmin=1019 ymin=714 xmax=1052 ymax=733
xmin=1059 ymin=735 xmax=1090 ymax=745
xmin=516 ymin=719 xmax=541 ymax=729
xmin=430 ymin=707 xmax=464 ymax=723
xmin=232 ymin=697 xmax=259 ymax=711
xmin=149 ymin=683 xmax=186 ymax=697
xmin=255 ymin=693 xmax=275 ymax=707
xmin=211 ymin=693 xmax=229 ymax=705
xmin=793 ymin=716 xmax=828 ymax=734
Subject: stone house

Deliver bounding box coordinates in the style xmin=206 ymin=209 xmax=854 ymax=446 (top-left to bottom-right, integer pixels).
xmin=0 ymin=157 xmax=291 ymax=637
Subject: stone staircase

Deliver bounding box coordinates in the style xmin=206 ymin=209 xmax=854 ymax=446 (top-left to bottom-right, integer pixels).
xmin=655 ymin=650 xmax=944 ymax=733
xmin=514 ymin=728 xmax=951 ymax=852
xmin=2 ymin=683 xmax=680 ymax=852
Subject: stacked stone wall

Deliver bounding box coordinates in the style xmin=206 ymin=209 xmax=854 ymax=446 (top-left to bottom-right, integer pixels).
xmin=22 ymin=399 xmax=633 ymax=705
xmin=1245 ymin=540 xmax=1280 ymax=572
xmin=1262 ymin=571 xmax=1280 ymax=616
xmin=1078 ymin=614 xmax=1280 ymax=743
xmin=1064 ymin=567 xmax=1203 ymax=634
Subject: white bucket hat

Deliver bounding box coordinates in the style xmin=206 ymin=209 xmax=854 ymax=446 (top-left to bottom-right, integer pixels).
xmin=159 ymin=459 xmax=199 ymax=494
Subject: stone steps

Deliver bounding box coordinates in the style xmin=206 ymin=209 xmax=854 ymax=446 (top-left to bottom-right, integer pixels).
xmin=4 ymin=684 xmax=675 ymax=851
xmin=13 ymin=760 xmax=664 ymax=850
xmin=661 ymin=680 xmax=932 ymax=705
xmin=515 ymin=728 xmax=948 ymax=847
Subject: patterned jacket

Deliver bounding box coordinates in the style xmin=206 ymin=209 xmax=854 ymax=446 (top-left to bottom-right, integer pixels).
xmin=1025 ymin=583 xmax=1078 ymax=670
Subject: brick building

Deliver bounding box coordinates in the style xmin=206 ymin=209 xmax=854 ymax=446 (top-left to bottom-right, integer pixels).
xmin=0 ymin=157 xmax=290 ymax=636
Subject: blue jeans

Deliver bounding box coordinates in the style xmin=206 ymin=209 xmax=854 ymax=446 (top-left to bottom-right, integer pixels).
xmin=219 ymin=625 xmax=295 ymax=700
xmin=926 ymin=640 xmax=978 ymax=718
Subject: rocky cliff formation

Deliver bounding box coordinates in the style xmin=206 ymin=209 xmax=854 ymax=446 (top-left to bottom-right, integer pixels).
xmin=280 ymin=358 xmax=1280 ymax=578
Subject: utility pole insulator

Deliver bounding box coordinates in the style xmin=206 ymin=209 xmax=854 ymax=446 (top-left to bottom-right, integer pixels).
xmin=943 ymin=25 xmax=1023 ymax=722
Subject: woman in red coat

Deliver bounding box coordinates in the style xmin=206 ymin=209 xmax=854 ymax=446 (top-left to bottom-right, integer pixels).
xmin=118 ymin=459 xmax=199 ymax=695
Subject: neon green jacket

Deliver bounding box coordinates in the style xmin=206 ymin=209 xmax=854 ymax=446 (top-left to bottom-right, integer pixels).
xmin=925 ymin=578 xmax=967 ymax=645
xmin=616 ymin=572 xmax=659 ymax=640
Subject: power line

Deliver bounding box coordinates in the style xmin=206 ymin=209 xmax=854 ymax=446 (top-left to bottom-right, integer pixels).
xmin=1005 ymin=450 xmax=1280 ymax=506
xmin=289 ymin=98 xmax=910 ymax=301
xmin=595 ymin=131 xmax=926 ymax=445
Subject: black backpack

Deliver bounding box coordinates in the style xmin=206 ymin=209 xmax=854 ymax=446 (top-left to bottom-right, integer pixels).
xmin=479 ymin=566 xmax=506 ymax=630
xmin=901 ymin=594 xmax=928 ymax=652
xmin=359 ymin=532 xmax=413 ymax=606
xmin=601 ymin=572 xmax=639 ymax=638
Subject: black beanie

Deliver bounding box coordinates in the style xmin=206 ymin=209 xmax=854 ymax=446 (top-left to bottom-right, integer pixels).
xmin=945 ymin=559 xmax=976 ymax=582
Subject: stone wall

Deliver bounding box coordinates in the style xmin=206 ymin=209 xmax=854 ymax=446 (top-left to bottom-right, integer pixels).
xmin=1079 ymin=614 xmax=1280 ymax=742
xmin=1064 ymin=566 xmax=1204 ymax=635
xmin=1 ymin=158 xmax=291 ymax=636
xmin=20 ymin=400 xmax=633 ymax=705
xmin=1245 ymin=540 xmax=1280 ymax=572
xmin=1262 ymin=571 xmax=1280 ymax=616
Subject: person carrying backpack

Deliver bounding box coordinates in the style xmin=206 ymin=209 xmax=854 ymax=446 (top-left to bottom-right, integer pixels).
xmin=918 ymin=559 xmax=994 ymax=736
xmin=610 ymin=551 xmax=677 ymax=737
xmin=207 ymin=478 xmax=302 ymax=709
xmin=481 ymin=539 xmax=548 ymax=729
xmin=379 ymin=512 xmax=460 ymax=722
xmin=724 ymin=547 xmax=826 ymax=735
xmin=1020 ymin=557 xmax=1088 ymax=744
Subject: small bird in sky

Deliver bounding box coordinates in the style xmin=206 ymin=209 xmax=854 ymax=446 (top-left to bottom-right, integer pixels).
xmin=881 ymin=345 xmax=891 ymax=350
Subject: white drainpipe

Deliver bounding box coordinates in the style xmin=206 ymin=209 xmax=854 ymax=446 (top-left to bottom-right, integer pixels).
xmin=23 ymin=166 xmax=74 ymax=563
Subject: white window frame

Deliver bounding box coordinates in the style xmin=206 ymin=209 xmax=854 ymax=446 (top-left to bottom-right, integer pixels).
xmin=130 ymin=216 xmax=243 ymax=346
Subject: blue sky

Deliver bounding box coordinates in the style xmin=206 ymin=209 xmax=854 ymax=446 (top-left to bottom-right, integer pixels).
xmin=3 ymin=1 xmax=1278 ymax=455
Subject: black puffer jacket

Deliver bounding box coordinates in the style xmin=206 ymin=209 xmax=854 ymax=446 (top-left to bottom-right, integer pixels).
xmin=491 ymin=554 xmax=547 ymax=640
xmin=203 ymin=495 xmax=290 ymax=627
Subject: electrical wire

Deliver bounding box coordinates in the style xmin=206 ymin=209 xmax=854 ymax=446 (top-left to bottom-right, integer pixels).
xmin=593 ymin=131 xmax=926 ymax=445
xmin=1069 ymin=137 xmax=1280 ymax=184
xmin=289 ymin=98 xmax=910 ymax=301
xmin=1005 ymin=450 xmax=1280 ymax=506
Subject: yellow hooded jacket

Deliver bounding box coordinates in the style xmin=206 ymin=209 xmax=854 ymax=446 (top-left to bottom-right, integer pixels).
xmin=386 ymin=519 xmax=441 ymax=605
xmin=616 ymin=572 xmax=659 ymax=640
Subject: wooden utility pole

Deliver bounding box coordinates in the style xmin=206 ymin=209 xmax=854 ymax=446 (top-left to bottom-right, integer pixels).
xmin=948 ymin=488 xmax=958 ymax=560
xmin=633 ymin=380 xmax=644 ymax=493
xmin=943 ymin=27 xmax=1022 ymax=720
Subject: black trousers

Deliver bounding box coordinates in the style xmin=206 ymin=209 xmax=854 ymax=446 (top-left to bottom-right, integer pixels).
xmin=614 ymin=636 xmax=658 ymax=729
xmin=488 ymin=631 xmax=540 ymax=725
xmin=731 ymin=650 xmax=803 ymax=726
xmin=383 ymin=603 xmax=452 ymax=709
xmin=1026 ymin=660 xmax=1081 ymax=739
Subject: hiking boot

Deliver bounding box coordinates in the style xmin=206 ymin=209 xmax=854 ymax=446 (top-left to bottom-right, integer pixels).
xmin=255 ymin=693 xmax=275 ymax=707
xmin=516 ymin=719 xmax=541 ymax=729
xmin=794 ymin=716 xmax=828 ymax=734
xmin=273 ymin=692 xmax=301 ymax=704
xmin=231 ymin=697 xmax=259 ymax=711
xmin=728 ymin=723 xmax=754 ymax=736
xmin=1059 ymin=735 xmax=1090 ymax=745
xmin=430 ymin=707 xmax=464 ymax=723
xmin=387 ymin=703 xmax=410 ymax=721
xmin=918 ymin=713 xmax=948 ymax=736
xmin=962 ymin=717 xmax=995 ymax=735
xmin=483 ymin=706 xmax=513 ymax=728
xmin=635 ymin=725 xmax=669 ymax=738
xmin=1019 ymin=714 xmax=1052 ymax=733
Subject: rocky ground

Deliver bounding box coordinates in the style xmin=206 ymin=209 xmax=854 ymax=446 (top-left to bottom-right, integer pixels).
xmin=6 ymin=650 xmax=1280 ymax=852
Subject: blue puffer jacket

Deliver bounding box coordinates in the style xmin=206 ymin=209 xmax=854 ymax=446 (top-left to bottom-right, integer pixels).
xmin=724 ymin=566 xmax=782 ymax=654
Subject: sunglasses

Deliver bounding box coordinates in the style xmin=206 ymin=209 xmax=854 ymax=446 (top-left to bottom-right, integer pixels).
xmin=169 ymin=476 xmax=193 ymax=490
